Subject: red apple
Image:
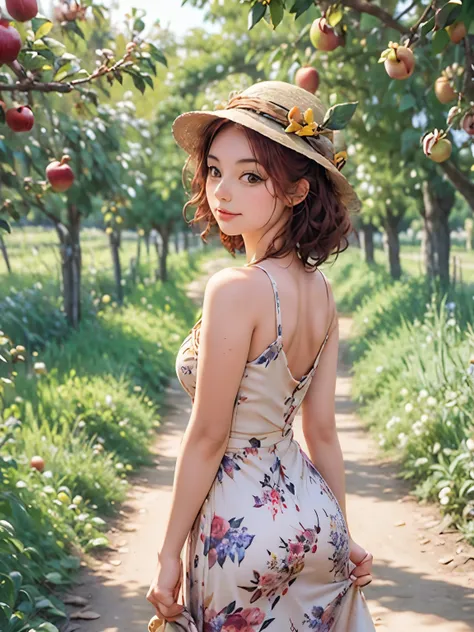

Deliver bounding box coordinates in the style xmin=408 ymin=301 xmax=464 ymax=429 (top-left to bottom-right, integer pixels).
xmin=46 ymin=155 xmax=75 ymax=192
xmin=6 ymin=0 xmax=38 ymax=22
xmin=446 ymin=21 xmax=466 ymax=44
xmin=295 ymin=66 xmax=319 ymax=94
xmin=434 ymin=76 xmax=457 ymax=104
xmin=462 ymin=110 xmax=474 ymax=136
xmin=0 ymin=19 xmax=22 ymax=64
xmin=309 ymin=18 xmax=341 ymax=52
xmin=5 ymin=105 xmax=34 ymax=132
xmin=30 ymin=455 xmax=45 ymax=472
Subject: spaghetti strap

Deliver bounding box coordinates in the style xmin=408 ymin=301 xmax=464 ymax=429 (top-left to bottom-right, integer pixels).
xmin=251 ymin=264 xmax=283 ymax=342
xmin=318 ymin=268 xmax=336 ymax=339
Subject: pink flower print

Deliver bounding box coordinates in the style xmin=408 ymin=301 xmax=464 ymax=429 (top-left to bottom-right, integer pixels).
xmin=289 ymin=541 xmax=304 ymax=555
xmin=211 ymin=515 xmax=230 ymax=540
xmin=208 ymin=547 xmax=217 ymax=569
xmin=241 ymin=608 xmax=265 ymax=626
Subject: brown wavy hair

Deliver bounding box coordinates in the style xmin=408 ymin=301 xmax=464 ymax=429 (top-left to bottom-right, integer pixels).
xmin=181 ymin=118 xmax=354 ymax=271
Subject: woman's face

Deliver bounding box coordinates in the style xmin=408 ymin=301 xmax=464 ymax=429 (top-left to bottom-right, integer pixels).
xmin=205 ymin=125 xmax=289 ymax=237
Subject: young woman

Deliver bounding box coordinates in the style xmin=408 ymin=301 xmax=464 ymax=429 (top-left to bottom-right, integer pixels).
xmin=147 ymin=81 xmax=376 ymax=631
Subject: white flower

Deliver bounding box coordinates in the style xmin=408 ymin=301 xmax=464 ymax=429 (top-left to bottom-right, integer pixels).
xmin=439 ymin=486 xmax=451 ymax=497
xmin=418 ymin=389 xmax=428 ymax=399
xmin=400 ymin=388 xmax=409 ymax=397
xmin=376 ymin=366 xmax=384 ymax=374
xmin=398 ymin=432 xmax=408 ymax=448
xmin=105 ymin=394 xmax=113 ymax=406
xmin=405 ymin=403 xmax=414 ymax=413
xmin=426 ymin=335 xmax=432 ymax=344
xmin=446 ymin=318 xmax=456 ymax=327
xmin=413 ymin=421 xmax=423 ymax=436
xmin=426 ymin=396 xmax=437 ymax=407
xmin=433 ymin=442 xmax=441 ymax=454
xmin=440 ymin=496 xmax=450 ymax=506
xmin=466 ymin=438 xmax=474 ymax=452
xmin=421 ymin=414 xmax=429 ymax=423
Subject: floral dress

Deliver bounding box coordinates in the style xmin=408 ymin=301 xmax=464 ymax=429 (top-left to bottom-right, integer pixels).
xmin=175 ymin=264 xmax=375 ymax=632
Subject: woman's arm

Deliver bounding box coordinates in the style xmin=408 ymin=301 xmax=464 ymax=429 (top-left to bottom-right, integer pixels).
xmin=159 ymin=266 xmax=256 ymax=560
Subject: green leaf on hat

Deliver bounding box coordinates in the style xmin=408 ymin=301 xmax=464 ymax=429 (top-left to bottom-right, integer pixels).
xmin=322 ymin=102 xmax=358 ymax=130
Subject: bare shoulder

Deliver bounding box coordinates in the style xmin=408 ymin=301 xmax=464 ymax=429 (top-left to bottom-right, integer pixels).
xmin=204 ymin=265 xmax=263 ymax=305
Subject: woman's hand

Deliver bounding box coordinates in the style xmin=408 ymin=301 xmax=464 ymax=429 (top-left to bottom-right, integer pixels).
xmin=348 ymin=537 xmax=373 ymax=588
xmin=146 ymin=553 xmax=184 ymax=621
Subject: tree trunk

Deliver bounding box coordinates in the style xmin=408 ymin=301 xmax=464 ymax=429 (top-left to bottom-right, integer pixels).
xmin=0 ymin=234 xmax=12 ymax=274
xmin=421 ymin=181 xmax=454 ymax=291
xmin=144 ymin=230 xmax=150 ymax=259
xmin=109 ymin=231 xmax=123 ymax=306
xmin=174 ymin=231 xmax=180 ymax=253
xmin=153 ymin=232 xmax=161 ymax=281
xmin=384 ymin=210 xmax=402 ymax=280
xmin=360 ymin=223 xmax=375 ymax=264
xmin=57 ymin=205 xmax=81 ymax=329
xmin=136 ymin=233 xmax=142 ymax=270
xmin=160 ymin=227 xmax=170 ymax=283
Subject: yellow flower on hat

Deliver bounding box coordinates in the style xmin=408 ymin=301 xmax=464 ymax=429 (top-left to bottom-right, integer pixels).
xmin=333 ymin=150 xmax=347 ymax=171
xmin=285 ymin=106 xmax=320 ymax=137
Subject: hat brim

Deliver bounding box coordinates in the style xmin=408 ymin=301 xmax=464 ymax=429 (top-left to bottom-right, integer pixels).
xmin=171 ymin=108 xmax=361 ymax=213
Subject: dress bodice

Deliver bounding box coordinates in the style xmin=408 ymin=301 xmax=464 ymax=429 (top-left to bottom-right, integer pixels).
xmin=175 ymin=264 xmax=332 ymax=451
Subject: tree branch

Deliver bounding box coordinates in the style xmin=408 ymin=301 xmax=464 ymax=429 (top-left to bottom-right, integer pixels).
xmin=341 ymin=0 xmax=410 ymax=34
xmin=438 ymin=160 xmax=474 ymax=211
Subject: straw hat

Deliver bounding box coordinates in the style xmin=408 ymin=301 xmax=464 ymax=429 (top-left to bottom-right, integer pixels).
xmin=171 ymin=80 xmax=361 ymax=213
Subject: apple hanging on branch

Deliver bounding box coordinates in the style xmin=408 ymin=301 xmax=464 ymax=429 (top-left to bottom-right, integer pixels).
xmin=379 ymin=42 xmax=415 ymax=80
xmin=0 ymin=18 xmax=22 ymax=63
xmin=422 ymin=129 xmax=452 ymax=163
xmin=295 ymin=66 xmax=319 ymax=94
xmin=5 ymin=104 xmax=34 ymax=131
xmin=5 ymin=0 xmax=38 ymax=22
xmin=46 ymin=155 xmax=75 ymax=192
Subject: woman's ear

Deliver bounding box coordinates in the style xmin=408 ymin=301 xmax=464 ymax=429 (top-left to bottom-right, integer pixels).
xmin=290 ymin=178 xmax=310 ymax=206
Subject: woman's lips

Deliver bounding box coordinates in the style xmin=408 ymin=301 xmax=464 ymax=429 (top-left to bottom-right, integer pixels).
xmin=216 ymin=208 xmax=239 ymax=219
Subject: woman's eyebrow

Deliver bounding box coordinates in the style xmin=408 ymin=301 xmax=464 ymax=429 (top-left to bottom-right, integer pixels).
xmin=207 ymin=154 xmax=259 ymax=165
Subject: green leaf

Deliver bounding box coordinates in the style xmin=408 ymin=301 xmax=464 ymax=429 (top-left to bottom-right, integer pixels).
xmin=248 ymin=2 xmax=267 ymax=31
xmin=269 ymin=0 xmax=285 ymax=29
xmin=0 ymin=219 xmax=11 ymax=234
xmin=326 ymin=5 xmax=344 ymax=27
xmin=131 ymin=74 xmax=146 ymax=94
xmin=34 ymin=19 xmax=53 ymax=39
xmin=420 ymin=15 xmax=436 ymax=36
xmin=147 ymin=43 xmax=167 ymax=67
xmin=399 ymin=93 xmax=416 ymax=112
xmin=322 ymin=101 xmax=358 ymax=130
xmin=43 ymin=37 xmax=66 ymax=56
xmin=134 ymin=17 xmax=146 ymax=32
xmin=288 ymin=0 xmax=314 ymax=19
xmin=18 ymin=50 xmax=47 ymax=72
xmin=435 ymin=0 xmax=463 ymax=30
xmin=432 ymin=28 xmax=450 ymax=53
xmin=38 ymin=623 xmax=60 ymax=632
xmin=87 ymin=536 xmax=109 ymax=548
xmin=44 ymin=572 xmax=65 ymax=585
xmin=53 ymin=62 xmax=73 ymax=82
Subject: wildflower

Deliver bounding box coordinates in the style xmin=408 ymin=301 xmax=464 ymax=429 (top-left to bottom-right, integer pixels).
xmin=398 ymin=432 xmax=408 ymax=448
xmin=439 ymin=486 xmax=451 ymax=498
xmin=405 ymin=403 xmax=414 ymax=413
xmin=446 ymin=318 xmax=456 ymax=327
xmin=105 ymin=394 xmax=113 ymax=406
xmin=433 ymin=442 xmax=441 ymax=454
xmin=101 ymin=294 xmax=111 ymax=304
xmin=33 ymin=361 xmax=47 ymax=375
xmin=376 ymin=366 xmax=384 ymax=374
xmin=426 ymin=396 xmax=437 ymax=407
xmin=466 ymin=438 xmax=474 ymax=452
xmin=421 ymin=414 xmax=429 ymax=423
xmin=445 ymin=301 xmax=456 ymax=311
xmin=400 ymin=388 xmax=409 ymax=397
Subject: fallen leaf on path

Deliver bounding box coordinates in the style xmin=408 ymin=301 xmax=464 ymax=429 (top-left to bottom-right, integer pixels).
xmin=122 ymin=524 xmax=138 ymax=532
xmin=70 ymin=611 xmax=101 ymax=620
xmin=437 ymin=514 xmax=455 ymax=534
xmin=424 ymin=519 xmax=440 ymax=529
xmin=118 ymin=547 xmax=129 ymax=553
xmin=419 ymin=538 xmax=431 ymax=545
xmin=63 ymin=595 xmax=89 ymax=606
xmin=117 ymin=539 xmax=128 ymax=547
xmin=394 ymin=521 xmax=406 ymax=527
xmin=456 ymin=546 xmax=464 ymax=555
xmin=109 ymin=559 xmax=122 ymax=566
xmin=438 ymin=556 xmax=454 ymax=565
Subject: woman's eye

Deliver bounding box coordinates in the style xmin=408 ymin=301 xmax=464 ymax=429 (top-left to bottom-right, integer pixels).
xmin=207 ymin=167 xmax=262 ymax=184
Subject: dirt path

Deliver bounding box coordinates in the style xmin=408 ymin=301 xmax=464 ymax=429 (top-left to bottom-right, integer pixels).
xmin=67 ymin=258 xmax=474 ymax=632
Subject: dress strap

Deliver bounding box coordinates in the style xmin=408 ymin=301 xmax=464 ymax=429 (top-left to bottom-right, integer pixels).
xmin=251 ymin=264 xmax=283 ymax=342
xmin=318 ymin=269 xmax=336 ymax=340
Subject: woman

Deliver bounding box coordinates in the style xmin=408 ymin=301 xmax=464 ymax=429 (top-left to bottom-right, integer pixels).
xmin=146 ymin=80 xmax=376 ymax=631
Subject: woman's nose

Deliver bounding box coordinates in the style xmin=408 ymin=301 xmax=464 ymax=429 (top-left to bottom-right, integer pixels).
xmin=215 ymin=180 xmax=231 ymax=202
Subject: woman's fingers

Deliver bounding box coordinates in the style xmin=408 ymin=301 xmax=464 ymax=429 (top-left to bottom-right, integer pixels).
xmin=350 ymin=572 xmax=373 ymax=588
xmin=147 ymin=588 xmax=183 ymax=621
